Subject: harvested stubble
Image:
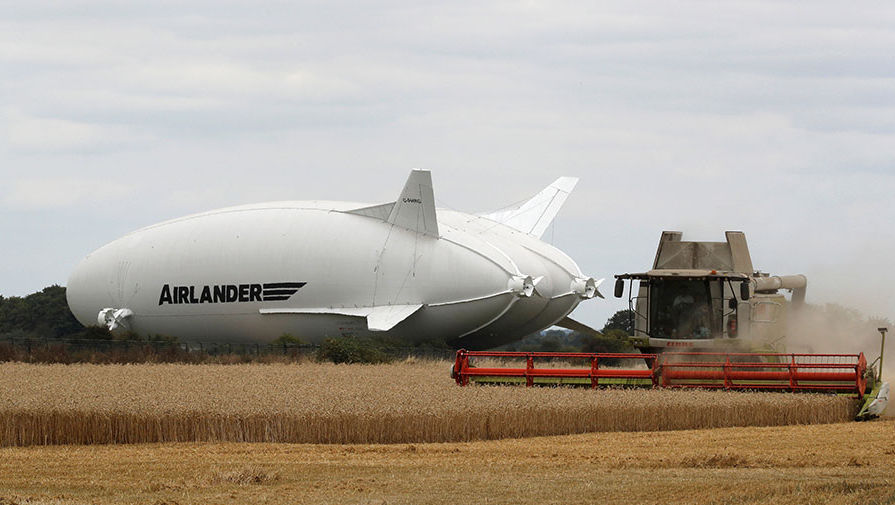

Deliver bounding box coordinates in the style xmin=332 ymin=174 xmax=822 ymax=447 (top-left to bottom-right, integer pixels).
xmin=0 ymin=361 xmax=857 ymax=446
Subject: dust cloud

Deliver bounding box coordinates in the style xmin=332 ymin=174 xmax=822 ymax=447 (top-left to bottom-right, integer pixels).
xmin=786 ymin=303 xmax=889 ymax=362
xmin=784 ymin=301 xmax=891 ymax=416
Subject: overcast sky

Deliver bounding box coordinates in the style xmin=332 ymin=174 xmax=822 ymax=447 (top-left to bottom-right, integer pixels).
xmin=2 ymin=1 xmax=894 ymax=332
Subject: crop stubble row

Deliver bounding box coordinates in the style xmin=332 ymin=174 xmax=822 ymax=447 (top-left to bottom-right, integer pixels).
xmin=0 ymin=361 xmax=857 ymax=446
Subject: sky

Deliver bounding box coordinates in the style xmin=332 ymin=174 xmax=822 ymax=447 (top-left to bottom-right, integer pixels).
xmin=2 ymin=1 xmax=895 ymax=337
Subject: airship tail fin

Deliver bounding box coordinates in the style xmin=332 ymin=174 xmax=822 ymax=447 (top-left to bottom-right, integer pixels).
xmin=347 ymin=169 xmax=439 ymax=237
xmin=555 ymin=315 xmax=603 ymax=338
xmin=480 ymin=176 xmax=578 ymax=238
xmin=365 ymin=304 xmax=424 ymax=331
xmin=259 ymin=304 xmax=422 ymax=332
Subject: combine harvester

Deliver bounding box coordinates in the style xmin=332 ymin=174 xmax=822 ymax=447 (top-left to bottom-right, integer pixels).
xmin=453 ymin=231 xmax=889 ymax=421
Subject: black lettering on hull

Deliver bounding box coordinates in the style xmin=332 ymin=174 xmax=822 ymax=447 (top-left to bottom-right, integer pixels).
xmin=158 ymin=282 xmax=306 ymax=306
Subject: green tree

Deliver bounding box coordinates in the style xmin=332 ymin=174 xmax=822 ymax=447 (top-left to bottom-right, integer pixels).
xmin=0 ymin=285 xmax=83 ymax=338
xmin=270 ymin=333 xmax=306 ymax=346
xmin=579 ymin=329 xmax=634 ymax=365
xmin=316 ymin=336 xmax=391 ymax=364
xmin=602 ymin=309 xmax=634 ymax=335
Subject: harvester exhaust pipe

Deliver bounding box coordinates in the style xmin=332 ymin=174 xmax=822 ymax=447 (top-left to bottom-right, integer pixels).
xmin=878 ymin=327 xmax=887 ymax=382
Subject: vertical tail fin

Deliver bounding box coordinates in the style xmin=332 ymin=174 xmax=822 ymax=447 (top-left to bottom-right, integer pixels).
xmin=346 ymin=169 xmax=439 ymax=237
xmin=480 ymin=177 xmax=578 ymax=237
xmin=387 ymin=169 xmax=438 ymax=237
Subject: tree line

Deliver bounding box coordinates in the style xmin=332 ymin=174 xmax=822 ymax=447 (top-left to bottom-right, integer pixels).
xmin=0 ymin=285 xmax=84 ymax=339
xmin=6 ymin=284 xmax=884 ymax=360
xmin=0 ymin=285 xmax=636 ymax=353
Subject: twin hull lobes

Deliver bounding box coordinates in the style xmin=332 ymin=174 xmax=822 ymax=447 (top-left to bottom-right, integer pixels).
xmin=67 ymin=200 xmax=588 ymax=348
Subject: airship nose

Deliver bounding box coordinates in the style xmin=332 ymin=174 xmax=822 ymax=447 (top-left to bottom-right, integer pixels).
xmin=66 ymin=258 xmax=93 ymax=327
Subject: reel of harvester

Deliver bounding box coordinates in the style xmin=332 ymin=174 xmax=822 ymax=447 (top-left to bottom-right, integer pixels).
xmin=452 ymin=347 xmax=889 ymax=421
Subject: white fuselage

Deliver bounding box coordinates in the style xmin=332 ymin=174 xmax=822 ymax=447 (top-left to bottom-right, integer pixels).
xmin=67 ymin=200 xmax=587 ymax=349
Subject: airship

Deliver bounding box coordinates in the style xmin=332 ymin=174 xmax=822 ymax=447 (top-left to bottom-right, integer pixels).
xmin=66 ymin=170 xmax=601 ymax=349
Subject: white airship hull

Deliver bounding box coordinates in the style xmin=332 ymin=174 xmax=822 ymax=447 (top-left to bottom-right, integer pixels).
xmin=67 ymin=171 xmax=597 ymax=349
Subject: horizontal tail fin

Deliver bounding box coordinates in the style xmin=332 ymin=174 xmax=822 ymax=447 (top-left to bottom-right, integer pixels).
xmin=555 ymin=316 xmax=603 ymax=338
xmin=259 ymin=304 xmax=423 ymax=332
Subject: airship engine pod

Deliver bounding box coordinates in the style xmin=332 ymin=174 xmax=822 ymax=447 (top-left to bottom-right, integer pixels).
xmin=66 ymin=170 xmax=602 ymax=349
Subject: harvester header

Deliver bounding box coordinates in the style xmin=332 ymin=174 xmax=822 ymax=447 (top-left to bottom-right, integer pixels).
xmin=452 ymin=348 xmax=887 ymax=420
xmin=454 ymin=349 xmax=867 ymax=395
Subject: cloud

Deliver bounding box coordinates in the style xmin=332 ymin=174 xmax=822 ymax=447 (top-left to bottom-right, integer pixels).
xmin=3 ymin=176 xmax=134 ymax=210
xmin=4 ymin=110 xmax=152 ymax=153
xmin=0 ymin=0 xmax=894 ymax=337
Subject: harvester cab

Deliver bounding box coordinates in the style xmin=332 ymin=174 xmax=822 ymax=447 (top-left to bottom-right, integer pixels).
xmin=614 ymin=231 xmax=806 ymax=355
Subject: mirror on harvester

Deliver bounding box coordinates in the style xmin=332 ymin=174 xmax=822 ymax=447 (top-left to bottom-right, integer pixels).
xmin=740 ymin=281 xmax=751 ymax=301
xmin=614 ymin=278 xmax=624 ymax=298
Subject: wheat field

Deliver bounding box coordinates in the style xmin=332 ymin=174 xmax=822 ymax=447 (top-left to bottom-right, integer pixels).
xmin=2 ymin=421 xmax=893 ymax=505
xmin=0 ymin=360 xmax=858 ymax=446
